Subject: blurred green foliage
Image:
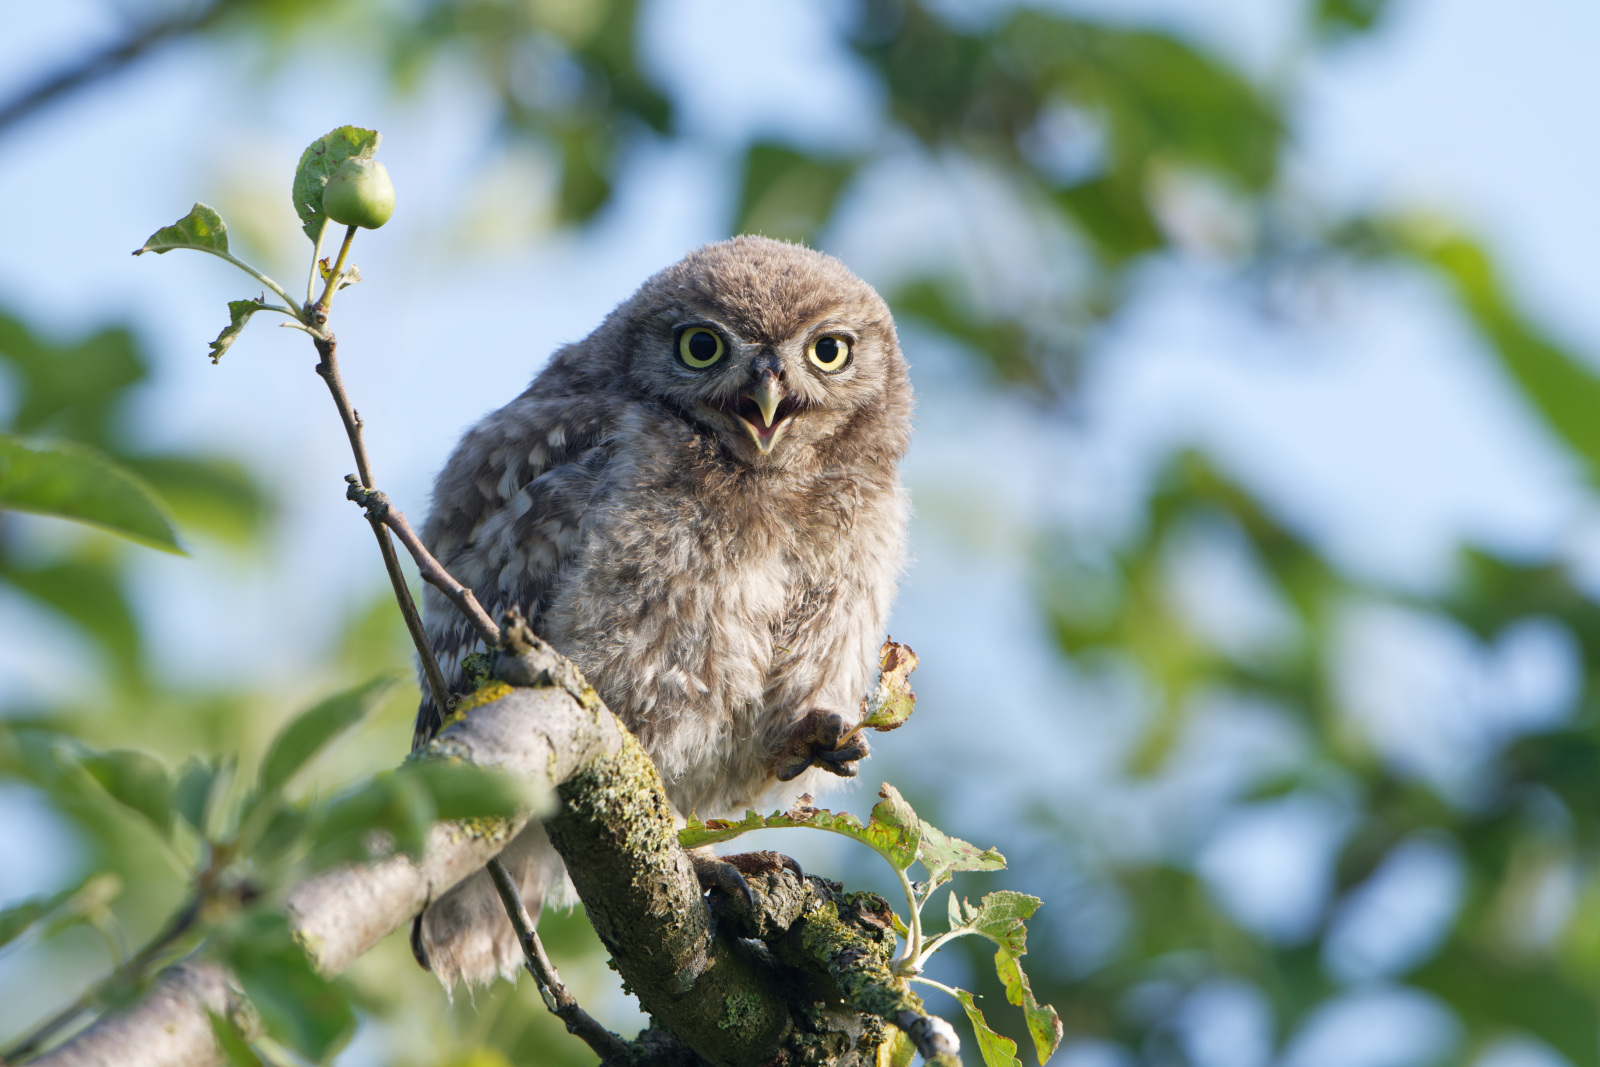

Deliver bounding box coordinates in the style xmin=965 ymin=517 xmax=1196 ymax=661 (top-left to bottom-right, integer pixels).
xmin=7 ymin=0 xmax=1600 ymax=1065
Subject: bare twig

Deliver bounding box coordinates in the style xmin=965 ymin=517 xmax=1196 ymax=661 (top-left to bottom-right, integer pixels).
xmin=309 ymin=333 xmax=452 ymax=712
xmin=0 ymin=0 xmax=241 ymax=140
xmin=345 ymin=479 xmax=501 ymax=647
xmin=485 ymin=858 xmax=627 ymax=1060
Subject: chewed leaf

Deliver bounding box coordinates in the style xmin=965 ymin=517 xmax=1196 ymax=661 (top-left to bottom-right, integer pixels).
xmin=995 ymin=949 xmax=1062 ymax=1064
xmin=134 ymin=203 xmax=229 ymax=255
xmin=953 ymin=890 xmax=1041 ymax=958
xmin=860 ymin=638 xmax=918 ymax=731
xmin=952 ymin=989 xmax=1022 ymax=1067
xmin=680 ymin=783 xmax=922 ymax=872
xmin=292 ymin=126 xmax=380 ymax=244
xmin=919 ymin=821 xmax=1005 ymax=889
xmin=211 ymin=300 xmax=266 ymax=363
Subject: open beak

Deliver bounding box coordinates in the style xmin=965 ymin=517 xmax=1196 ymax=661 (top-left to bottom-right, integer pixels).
xmin=732 ymin=370 xmax=796 ymax=455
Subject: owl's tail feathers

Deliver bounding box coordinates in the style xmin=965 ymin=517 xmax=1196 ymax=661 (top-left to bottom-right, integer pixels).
xmin=411 ymin=822 xmax=574 ymax=990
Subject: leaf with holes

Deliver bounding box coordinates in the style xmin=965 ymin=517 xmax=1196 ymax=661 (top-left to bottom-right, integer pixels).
xmin=681 ymin=783 xmax=922 ymax=872
xmin=860 ymin=639 xmax=918 ymax=732
xmin=951 ymin=988 xmax=1022 ymax=1067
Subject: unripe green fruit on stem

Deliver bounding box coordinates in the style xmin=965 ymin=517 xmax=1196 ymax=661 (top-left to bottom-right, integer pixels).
xmin=323 ymin=157 xmax=395 ymax=229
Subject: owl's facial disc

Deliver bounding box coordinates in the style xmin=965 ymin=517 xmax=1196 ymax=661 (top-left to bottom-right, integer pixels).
xmin=726 ymin=369 xmax=800 ymax=455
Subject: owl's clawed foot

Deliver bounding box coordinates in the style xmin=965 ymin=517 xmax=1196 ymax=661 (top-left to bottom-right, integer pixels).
xmin=774 ymin=709 xmax=871 ymax=782
xmin=689 ymin=848 xmax=804 ymax=912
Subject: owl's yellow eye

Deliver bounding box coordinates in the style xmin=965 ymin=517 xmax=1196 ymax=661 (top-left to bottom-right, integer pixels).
xmin=678 ymin=327 xmax=724 ymax=369
xmin=808 ymin=335 xmax=851 ymax=373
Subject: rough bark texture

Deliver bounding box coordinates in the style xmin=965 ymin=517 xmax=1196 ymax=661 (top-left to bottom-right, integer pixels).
xmin=27 ymin=645 xmax=943 ymax=1067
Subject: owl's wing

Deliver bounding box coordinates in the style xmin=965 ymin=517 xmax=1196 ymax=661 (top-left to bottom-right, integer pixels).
xmin=413 ymin=390 xmax=616 ymax=747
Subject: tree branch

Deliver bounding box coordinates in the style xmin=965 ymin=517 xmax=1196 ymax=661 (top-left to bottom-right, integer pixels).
xmin=0 ymin=1 xmax=241 ymax=140
xmin=29 ymin=641 xmax=951 ymax=1067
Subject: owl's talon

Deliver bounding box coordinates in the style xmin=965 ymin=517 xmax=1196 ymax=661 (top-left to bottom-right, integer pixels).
xmin=774 ymin=709 xmax=871 ymax=782
xmin=690 ymin=848 xmax=757 ymax=911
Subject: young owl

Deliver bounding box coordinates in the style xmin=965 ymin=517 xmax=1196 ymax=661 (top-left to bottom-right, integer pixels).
xmin=410 ymin=235 xmax=912 ymax=987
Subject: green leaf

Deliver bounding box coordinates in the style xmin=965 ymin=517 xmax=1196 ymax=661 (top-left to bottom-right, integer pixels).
xmin=736 ymin=141 xmax=857 ymax=245
xmin=292 ymin=127 xmax=380 ymax=244
xmin=122 ymin=454 xmax=271 ymax=547
xmin=877 ymin=1022 xmax=918 ymax=1067
xmin=0 ymin=872 xmax=121 ymax=950
xmin=173 ymin=755 xmax=232 ymax=836
xmin=918 ymin=822 xmax=1006 ymax=890
xmin=134 ymin=203 xmax=229 ymax=256
xmin=210 ymin=300 xmax=267 ymax=364
xmin=0 ymin=311 xmax=145 ymax=446
xmin=1411 ymin=231 xmax=1600 ymax=488
xmin=947 ymin=890 xmax=1041 ymax=958
xmin=258 ymin=676 xmax=394 ymax=795
xmin=994 ymin=949 xmax=1062 ymax=1064
xmin=81 ymin=748 xmax=174 ymax=836
xmin=215 ymin=911 xmax=355 ymax=1061
xmin=403 ymin=759 xmax=553 ymax=821
xmin=208 ymin=1011 xmax=264 ymax=1067
xmin=0 ymin=554 xmax=142 ymax=676
xmin=951 ymin=988 xmax=1022 ymax=1067
xmin=860 ymin=639 xmax=918 ymax=732
xmin=680 ymin=783 xmax=922 ymax=872
xmin=0 ymin=435 xmax=182 ymax=552
xmin=306 ymin=770 xmax=435 ymax=869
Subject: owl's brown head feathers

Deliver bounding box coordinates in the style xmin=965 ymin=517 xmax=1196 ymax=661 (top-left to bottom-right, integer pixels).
xmin=590 ymin=235 xmax=910 ymax=470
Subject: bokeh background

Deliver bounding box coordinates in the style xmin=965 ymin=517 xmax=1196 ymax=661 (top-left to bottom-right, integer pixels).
xmin=6 ymin=1 xmax=1600 ymax=1065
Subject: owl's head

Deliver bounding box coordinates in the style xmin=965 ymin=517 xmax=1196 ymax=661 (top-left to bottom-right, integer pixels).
xmin=608 ymin=236 xmax=911 ymax=469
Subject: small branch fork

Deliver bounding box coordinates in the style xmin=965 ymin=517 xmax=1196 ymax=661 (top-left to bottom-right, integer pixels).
xmin=343 ymin=478 xmax=500 ymax=647
xmin=485 ymin=858 xmax=627 ymax=1061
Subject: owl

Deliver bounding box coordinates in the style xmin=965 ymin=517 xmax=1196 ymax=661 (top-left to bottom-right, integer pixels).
xmin=409 ymin=236 xmax=912 ymax=988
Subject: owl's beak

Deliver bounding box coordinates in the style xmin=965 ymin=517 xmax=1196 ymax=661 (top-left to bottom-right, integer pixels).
xmin=736 ymin=370 xmax=794 ymax=455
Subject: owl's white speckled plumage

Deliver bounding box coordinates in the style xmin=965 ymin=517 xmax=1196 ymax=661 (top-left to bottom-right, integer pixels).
xmin=410 ymin=236 xmax=912 ymax=988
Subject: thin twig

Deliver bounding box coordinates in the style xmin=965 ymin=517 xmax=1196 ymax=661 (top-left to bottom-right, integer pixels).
xmin=485 ymin=858 xmax=628 ymax=1061
xmin=345 ymin=479 xmax=501 ymax=647
xmin=311 ymin=333 xmax=452 ymax=712
xmin=0 ymin=0 xmax=240 ymax=140
xmin=3 ymin=896 xmax=203 ymax=1062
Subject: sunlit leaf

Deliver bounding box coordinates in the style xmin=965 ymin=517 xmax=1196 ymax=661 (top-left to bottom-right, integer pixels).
xmin=994 ymin=949 xmax=1062 ymax=1064
xmin=951 ymin=988 xmax=1021 ymax=1067
xmin=292 ymin=127 xmax=380 ymax=244
xmin=133 ymin=203 xmax=229 ymax=256
xmin=257 ymin=676 xmax=394 ymax=795
xmin=681 ymin=783 xmax=922 ymax=872
xmin=0 ymin=436 xmax=182 ymax=552
xmin=877 ymin=1022 xmax=918 ymax=1067
xmin=918 ymin=823 xmax=1005 ymax=890
xmin=860 ymin=639 xmax=918 ymax=732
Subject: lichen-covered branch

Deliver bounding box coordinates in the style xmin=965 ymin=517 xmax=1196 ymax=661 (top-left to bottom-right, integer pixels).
xmin=29 ymin=641 xmax=949 ymax=1067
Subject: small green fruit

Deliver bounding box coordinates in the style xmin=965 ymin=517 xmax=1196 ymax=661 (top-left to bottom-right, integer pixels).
xmin=323 ymin=157 xmax=395 ymax=229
